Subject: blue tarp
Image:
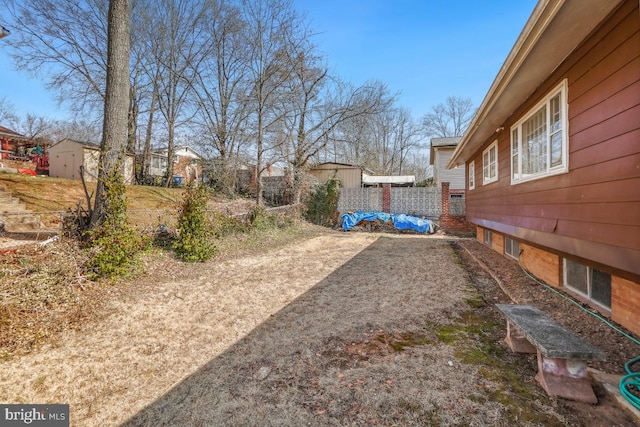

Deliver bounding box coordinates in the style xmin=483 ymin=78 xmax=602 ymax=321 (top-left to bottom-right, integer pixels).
xmin=341 ymin=211 xmax=435 ymax=234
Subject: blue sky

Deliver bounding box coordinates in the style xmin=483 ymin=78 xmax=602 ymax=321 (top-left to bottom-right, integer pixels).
xmin=0 ymin=0 xmax=538 ymax=122
xmin=293 ymin=0 xmax=538 ymax=118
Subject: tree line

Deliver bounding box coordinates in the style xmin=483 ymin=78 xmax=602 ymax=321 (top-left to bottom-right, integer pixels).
xmin=3 ymin=0 xmax=475 ymax=204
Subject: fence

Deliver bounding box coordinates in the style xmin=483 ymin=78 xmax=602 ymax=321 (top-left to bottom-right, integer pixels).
xmin=337 ymin=182 xmax=474 ymax=233
xmin=338 ymin=187 xmax=442 ymax=220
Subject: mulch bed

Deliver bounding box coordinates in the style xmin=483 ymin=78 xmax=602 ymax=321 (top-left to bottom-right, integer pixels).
xmin=454 ymin=239 xmax=639 ymax=375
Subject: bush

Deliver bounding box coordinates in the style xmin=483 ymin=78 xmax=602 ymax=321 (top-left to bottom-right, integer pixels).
xmin=87 ymin=166 xmax=146 ymax=278
xmin=305 ymin=176 xmax=340 ymax=226
xmin=173 ymin=184 xmax=216 ymax=262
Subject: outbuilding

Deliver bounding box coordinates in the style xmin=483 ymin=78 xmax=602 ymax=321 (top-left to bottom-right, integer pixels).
xmin=49 ymin=139 xmax=135 ymax=184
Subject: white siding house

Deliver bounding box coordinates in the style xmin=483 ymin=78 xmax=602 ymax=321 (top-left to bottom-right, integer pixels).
xmin=430 ymin=137 xmax=465 ymax=190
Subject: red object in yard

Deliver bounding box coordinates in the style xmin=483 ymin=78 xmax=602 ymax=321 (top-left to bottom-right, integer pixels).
xmin=33 ymin=155 xmax=49 ymax=174
xmin=18 ymin=169 xmax=37 ymax=176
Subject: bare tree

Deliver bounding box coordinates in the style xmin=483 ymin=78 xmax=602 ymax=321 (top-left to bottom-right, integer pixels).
xmin=90 ymin=0 xmax=130 ymax=228
xmin=48 ymin=119 xmax=102 ymax=143
xmin=0 ymin=97 xmax=18 ymax=127
xmin=143 ymin=0 xmax=207 ymax=186
xmin=242 ymin=0 xmax=301 ymax=205
xmin=189 ymin=0 xmax=252 ymax=195
xmin=284 ymin=73 xmax=392 ymax=202
xmin=422 ymin=96 xmax=475 ymax=137
xmin=4 ymin=0 xmax=108 ymax=116
xmin=11 ymin=114 xmax=53 ymax=141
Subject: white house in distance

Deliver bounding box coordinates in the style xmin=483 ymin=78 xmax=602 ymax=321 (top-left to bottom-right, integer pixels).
xmin=49 ymin=139 xmax=135 ymax=184
xmin=148 ymin=146 xmax=203 ymax=185
xmin=430 ymin=137 xmax=465 ymax=190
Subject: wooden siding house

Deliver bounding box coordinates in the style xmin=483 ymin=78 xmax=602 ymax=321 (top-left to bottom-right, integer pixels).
xmin=49 ymin=139 xmax=135 ymax=184
xmin=448 ymin=0 xmax=640 ymax=336
xmin=430 ymin=137 xmax=465 ymax=190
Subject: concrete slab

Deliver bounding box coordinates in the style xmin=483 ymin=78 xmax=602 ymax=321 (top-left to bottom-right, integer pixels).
xmin=590 ymin=368 xmax=640 ymax=424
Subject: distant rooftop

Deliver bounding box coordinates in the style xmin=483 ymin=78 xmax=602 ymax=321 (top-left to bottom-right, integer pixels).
xmin=430 ymin=137 xmax=462 ymax=147
xmin=362 ymin=175 xmax=415 ymax=186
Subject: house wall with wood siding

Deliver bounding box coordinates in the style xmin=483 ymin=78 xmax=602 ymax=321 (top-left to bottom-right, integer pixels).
xmin=434 ymin=148 xmax=466 ymax=190
xmin=467 ymin=1 xmax=640 ymax=336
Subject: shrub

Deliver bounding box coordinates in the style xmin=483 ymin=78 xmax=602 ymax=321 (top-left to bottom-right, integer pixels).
xmin=304 ymin=176 xmax=340 ymax=226
xmin=173 ymin=183 xmax=216 ymax=262
xmin=87 ymin=166 xmax=146 ymax=278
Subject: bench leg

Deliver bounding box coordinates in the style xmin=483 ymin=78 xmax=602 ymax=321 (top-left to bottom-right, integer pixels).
xmin=504 ymin=321 xmax=537 ymax=354
xmin=535 ymin=352 xmax=597 ymax=403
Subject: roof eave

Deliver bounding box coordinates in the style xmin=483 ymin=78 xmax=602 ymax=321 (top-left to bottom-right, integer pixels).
xmin=447 ymin=0 xmax=624 ymax=169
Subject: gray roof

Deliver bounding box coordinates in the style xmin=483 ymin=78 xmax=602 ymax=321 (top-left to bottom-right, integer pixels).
xmin=430 ymin=137 xmax=462 ymax=148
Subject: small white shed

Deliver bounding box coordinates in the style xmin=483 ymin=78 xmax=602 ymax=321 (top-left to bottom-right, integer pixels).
xmin=49 ymin=139 xmax=135 ymax=184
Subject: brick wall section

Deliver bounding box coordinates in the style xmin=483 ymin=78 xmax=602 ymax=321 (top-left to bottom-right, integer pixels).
xmin=493 ymin=233 xmax=505 ymax=254
xmin=439 ymin=182 xmax=474 ymax=233
xmin=612 ymin=276 xmax=640 ymax=336
xmin=382 ymin=184 xmax=391 ymax=213
xmin=441 ymin=182 xmax=450 ymax=215
xmin=519 ymin=243 xmax=562 ymax=287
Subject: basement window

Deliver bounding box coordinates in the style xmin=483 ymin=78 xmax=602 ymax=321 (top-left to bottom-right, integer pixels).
xmin=483 ymin=229 xmax=493 ymax=246
xmin=564 ymin=259 xmax=611 ymax=311
xmin=504 ymin=237 xmax=520 ymax=260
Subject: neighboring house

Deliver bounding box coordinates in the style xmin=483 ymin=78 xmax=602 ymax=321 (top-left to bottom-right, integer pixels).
xmin=49 ymin=139 xmax=135 ymax=184
xmin=0 ymin=126 xmax=26 ymax=160
xmin=448 ymin=0 xmax=640 ymax=335
xmin=149 ymin=146 xmax=203 ymax=185
xmin=0 ymin=125 xmax=49 ymax=174
xmin=308 ymin=162 xmax=374 ymax=188
xmin=430 ymin=137 xmax=464 ymax=190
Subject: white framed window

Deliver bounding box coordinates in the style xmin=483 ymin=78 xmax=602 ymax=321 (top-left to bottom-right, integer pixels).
xmin=468 ymin=161 xmax=475 ymax=190
xmin=564 ymin=258 xmax=611 ymax=311
xmin=511 ymin=79 xmax=568 ymax=184
xmin=151 ymin=156 xmax=167 ymax=170
xmin=482 ymin=140 xmax=498 ymax=185
xmin=504 ymin=237 xmax=520 ymax=260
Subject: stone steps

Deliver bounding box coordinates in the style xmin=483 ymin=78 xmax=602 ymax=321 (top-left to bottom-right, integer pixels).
xmin=0 ymin=189 xmax=44 ymax=232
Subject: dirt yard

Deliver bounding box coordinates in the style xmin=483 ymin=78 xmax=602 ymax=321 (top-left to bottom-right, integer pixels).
xmin=0 ymin=229 xmax=638 ymax=426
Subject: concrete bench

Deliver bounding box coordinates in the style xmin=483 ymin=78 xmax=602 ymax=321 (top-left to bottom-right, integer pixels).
xmin=495 ymin=304 xmax=605 ymax=403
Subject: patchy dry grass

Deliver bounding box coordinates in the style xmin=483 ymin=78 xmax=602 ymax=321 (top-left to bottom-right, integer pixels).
xmin=0 ymin=232 xmax=636 ymax=425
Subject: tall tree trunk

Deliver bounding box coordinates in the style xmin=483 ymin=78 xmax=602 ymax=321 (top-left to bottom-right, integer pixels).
xmin=90 ymin=0 xmax=130 ymax=228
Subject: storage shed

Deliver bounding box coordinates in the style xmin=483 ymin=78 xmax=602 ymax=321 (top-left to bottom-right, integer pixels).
xmin=308 ymin=162 xmax=373 ymax=188
xmin=49 ymin=139 xmax=135 ymax=184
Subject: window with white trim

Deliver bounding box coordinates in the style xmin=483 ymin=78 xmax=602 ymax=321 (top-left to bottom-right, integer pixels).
xmin=482 ymin=141 xmax=498 ymax=184
xmin=511 ymin=80 xmax=568 ymax=184
xmin=564 ymin=258 xmax=611 ymax=310
xmin=468 ymin=161 xmax=475 ymax=190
